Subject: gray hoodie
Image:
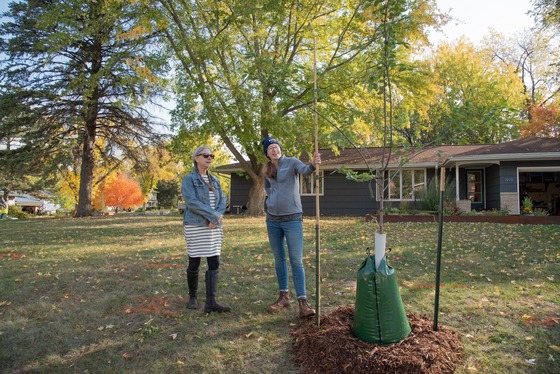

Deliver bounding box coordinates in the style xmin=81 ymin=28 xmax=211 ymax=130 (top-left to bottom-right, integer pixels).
xmin=264 ymin=155 xmax=315 ymax=217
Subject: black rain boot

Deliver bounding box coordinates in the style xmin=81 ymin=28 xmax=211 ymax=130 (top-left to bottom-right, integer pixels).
xmin=186 ymin=269 xmax=198 ymax=309
xmin=204 ymin=270 xmax=231 ymax=313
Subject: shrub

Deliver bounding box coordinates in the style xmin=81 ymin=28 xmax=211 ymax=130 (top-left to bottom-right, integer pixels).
xmin=533 ymin=208 xmax=549 ymax=216
xmin=522 ymin=196 xmax=533 ymax=214
xmin=443 ymin=203 xmax=461 ymax=216
xmin=7 ymin=205 xmax=30 ymax=219
xmin=419 ymin=177 xmax=457 ymax=211
xmin=419 ymin=178 xmax=439 ymax=211
xmin=483 ymin=208 xmax=510 ymax=216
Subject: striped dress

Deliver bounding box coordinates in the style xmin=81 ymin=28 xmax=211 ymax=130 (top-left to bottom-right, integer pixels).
xmin=183 ymin=174 xmax=223 ymax=258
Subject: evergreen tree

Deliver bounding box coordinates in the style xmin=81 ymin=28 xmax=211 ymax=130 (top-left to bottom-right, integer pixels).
xmin=0 ymin=0 xmax=170 ymax=216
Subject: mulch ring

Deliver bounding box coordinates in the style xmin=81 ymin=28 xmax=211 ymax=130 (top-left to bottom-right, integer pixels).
xmin=291 ymin=306 xmax=463 ymax=374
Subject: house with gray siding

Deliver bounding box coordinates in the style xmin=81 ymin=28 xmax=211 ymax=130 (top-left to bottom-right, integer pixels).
xmin=215 ymin=137 xmax=560 ymax=216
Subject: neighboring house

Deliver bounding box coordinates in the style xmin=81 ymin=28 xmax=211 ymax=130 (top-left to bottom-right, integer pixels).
xmin=214 ymin=137 xmax=560 ymax=216
xmin=0 ymin=191 xmax=60 ymax=215
xmin=145 ymin=190 xmax=158 ymax=210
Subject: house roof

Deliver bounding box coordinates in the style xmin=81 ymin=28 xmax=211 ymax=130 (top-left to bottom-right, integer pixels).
xmin=0 ymin=191 xmax=47 ymax=208
xmin=214 ymin=137 xmax=560 ymax=173
xmin=442 ymin=137 xmax=560 ymax=165
xmin=14 ymin=195 xmax=43 ymax=207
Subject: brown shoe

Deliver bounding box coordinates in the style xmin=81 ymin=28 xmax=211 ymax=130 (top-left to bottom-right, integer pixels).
xmin=267 ymin=291 xmax=290 ymax=312
xmin=298 ymin=297 xmax=316 ymax=318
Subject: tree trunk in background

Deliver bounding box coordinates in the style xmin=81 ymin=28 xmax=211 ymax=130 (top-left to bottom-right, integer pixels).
xmin=246 ymin=175 xmax=265 ymax=216
xmin=76 ymin=126 xmax=95 ymax=217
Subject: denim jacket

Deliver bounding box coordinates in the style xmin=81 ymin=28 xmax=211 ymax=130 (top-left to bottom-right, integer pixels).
xmin=181 ymin=170 xmax=227 ymax=226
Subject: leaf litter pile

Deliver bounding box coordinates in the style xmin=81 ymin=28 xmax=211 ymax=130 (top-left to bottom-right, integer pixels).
xmin=291 ymin=306 xmax=463 ymax=374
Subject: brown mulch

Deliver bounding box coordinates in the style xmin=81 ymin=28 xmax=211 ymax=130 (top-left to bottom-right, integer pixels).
xmin=291 ymin=306 xmax=463 ymax=374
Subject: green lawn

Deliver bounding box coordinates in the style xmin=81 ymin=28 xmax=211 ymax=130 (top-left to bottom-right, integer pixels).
xmin=0 ymin=215 xmax=558 ymax=373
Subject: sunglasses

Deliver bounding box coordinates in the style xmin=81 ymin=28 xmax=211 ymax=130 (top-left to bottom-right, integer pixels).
xmin=198 ymin=153 xmax=215 ymax=159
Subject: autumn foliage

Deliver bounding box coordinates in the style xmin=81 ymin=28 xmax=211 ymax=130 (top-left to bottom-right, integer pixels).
xmin=522 ymin=103 xmax=560 ymax=138
xmin=103 ymin=174 xmax=145 ymax=212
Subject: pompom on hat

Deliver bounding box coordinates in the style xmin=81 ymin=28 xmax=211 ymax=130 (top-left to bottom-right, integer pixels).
xmin=262 ymin=136 xmax=281 ymax=155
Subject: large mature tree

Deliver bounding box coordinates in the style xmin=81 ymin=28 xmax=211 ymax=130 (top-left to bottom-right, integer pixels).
xmin=416 ymin=38 xmax=526 ymax=144
xmin=531 ymin=0 xmax=560 ymax=30
xmin=486 ymin=29 xmax=559 ymax=138
xmin=153 ymin=0 xmax=441 ymax=214
xmin=0 ymin=0 xmax=169 ymax=216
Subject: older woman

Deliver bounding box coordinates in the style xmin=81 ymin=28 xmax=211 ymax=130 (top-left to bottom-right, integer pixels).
xmin=181 ymin=146 xmax=230 ymax=313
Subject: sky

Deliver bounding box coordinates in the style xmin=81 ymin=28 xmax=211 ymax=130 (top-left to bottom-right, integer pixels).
xmin=431 ymin=0 xmax=535 ymax=45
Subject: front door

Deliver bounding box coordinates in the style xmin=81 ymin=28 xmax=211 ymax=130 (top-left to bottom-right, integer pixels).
xmin=467 ymin=170 xmax=484 ymax=211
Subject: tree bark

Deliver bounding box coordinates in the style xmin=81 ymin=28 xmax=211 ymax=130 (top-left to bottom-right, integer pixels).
xmin=76 ymin=123 xmax=96 ymax=217
xmin=246 ymin=174 xmax=266 ymax=216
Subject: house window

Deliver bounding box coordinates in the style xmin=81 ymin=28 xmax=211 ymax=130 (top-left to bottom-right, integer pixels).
xmin=383 ymin=169 xmax=426 ymax=200
xmin=300 ymin=171 xmax=324 ymax=196
xmin=467 ymin=170 xmax=482 ymax=202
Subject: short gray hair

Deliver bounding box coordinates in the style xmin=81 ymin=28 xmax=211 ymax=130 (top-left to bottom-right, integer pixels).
xmin=192 ymin=145 xmax=211 ymax=167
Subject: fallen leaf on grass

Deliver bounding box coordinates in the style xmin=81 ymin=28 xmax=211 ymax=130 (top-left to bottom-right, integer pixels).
xmin=550 ymin=345 xmax=560 ymax=352
xmin=169 ymin=333 xmax=178 ymax=340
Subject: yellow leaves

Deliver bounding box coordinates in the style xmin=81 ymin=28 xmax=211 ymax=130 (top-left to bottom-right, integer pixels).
xmin=550 ymin=345 xmax=560 ymax=352
xmin=117 ymin=25 xmax=151 ymax=41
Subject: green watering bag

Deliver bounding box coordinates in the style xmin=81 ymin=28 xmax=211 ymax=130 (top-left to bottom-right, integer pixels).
xmin=353 ymin=255 xmax=411 ymax=345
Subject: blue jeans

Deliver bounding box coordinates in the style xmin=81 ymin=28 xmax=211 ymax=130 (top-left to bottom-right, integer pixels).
xmin=266 ymin=219 xmax=307 ymax=298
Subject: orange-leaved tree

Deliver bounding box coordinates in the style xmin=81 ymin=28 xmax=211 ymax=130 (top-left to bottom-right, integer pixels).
xmin=103 ymin=174 xmax=144 ymax=212
xmin=522 ymin=103 xmax=560 ymax=138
